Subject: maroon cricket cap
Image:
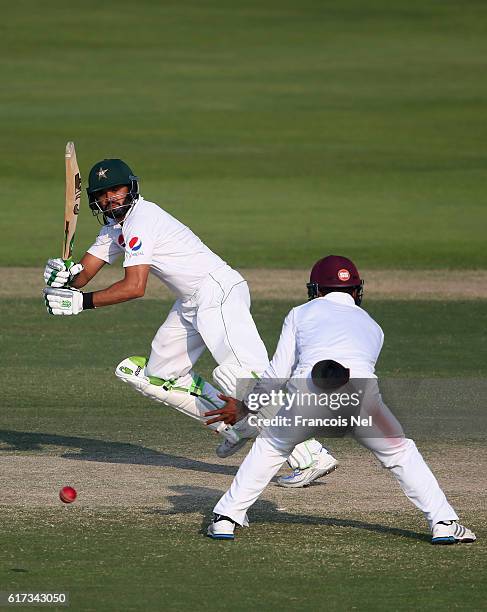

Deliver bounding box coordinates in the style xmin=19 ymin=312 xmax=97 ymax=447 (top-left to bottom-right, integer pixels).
xmin=310 ymin=255 xmax=362 ymax=287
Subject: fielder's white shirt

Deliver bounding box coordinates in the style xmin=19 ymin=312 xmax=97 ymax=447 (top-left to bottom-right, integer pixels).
xmin=263 ymin=293 xmax=384 ymax=380
xmin=87 ymin=197 xmax=227 ymax=299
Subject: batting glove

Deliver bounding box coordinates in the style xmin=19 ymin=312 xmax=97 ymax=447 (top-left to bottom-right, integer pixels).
xmin=44 ymin=287 xmax=84 ymax=315
xmin=44 ymin=258 xmax=84 ymax=287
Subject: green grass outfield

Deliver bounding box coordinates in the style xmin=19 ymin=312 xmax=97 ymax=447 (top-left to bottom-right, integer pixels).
xmin=1 ymin=298 xmax=486 ymax=610
xmin=2 ymin=0 xmax=487 ymax=268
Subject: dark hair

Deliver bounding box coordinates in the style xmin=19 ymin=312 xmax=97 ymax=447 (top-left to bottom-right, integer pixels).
xmin=311 ymin=359 xmax=350 ymax=390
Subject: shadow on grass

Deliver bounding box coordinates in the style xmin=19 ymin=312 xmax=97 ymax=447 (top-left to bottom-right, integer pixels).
xmin=0 ymin=430 xmax=239 ymax=476
xmin=146 ymin=485 xmax=431 ymax=543
xmin=1 ymin=431 xmax=431 ymax=542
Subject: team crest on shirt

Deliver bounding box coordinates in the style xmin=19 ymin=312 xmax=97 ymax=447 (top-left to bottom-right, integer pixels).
xmin=337 ymin=268 xmax=351 ymax=281
xmin=128 ymin=236 xmax=142 ymax=251
xmin=118 ymin=234 xmax=126 ymax=248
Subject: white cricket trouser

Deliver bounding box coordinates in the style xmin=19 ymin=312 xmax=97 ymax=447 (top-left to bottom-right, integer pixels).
xmin=144 ymin=265 xmax=320 ymax=463
xmin=214 ymin=381 xmax=458 ymax=529
xmin=146 ymin=265 xmax=269 ymax=379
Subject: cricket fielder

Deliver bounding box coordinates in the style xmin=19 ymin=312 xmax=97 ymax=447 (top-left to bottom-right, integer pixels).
xmin=42 ymin=158 xmax=336 ymax=479
xmin=206 ymin=255 xmax=476 ymax=545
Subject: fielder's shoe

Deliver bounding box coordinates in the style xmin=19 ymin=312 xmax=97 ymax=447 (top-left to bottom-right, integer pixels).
xmin=207 ymin=514 xmax=236 ymax=540
xmin=277 ymin=449 xmax=338 ymax=488
xmin=431 ymin=521 xmax=476 ymax=545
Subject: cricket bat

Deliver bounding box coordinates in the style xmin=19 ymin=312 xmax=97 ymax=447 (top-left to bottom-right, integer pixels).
xmin=63 ymin=141 xmax=81 ymax=260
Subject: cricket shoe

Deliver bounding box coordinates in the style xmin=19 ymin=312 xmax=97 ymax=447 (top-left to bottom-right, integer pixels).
xmin=207 ymin=514 xmax=236 ymax=540
xmin=216 ymin=436 xmax=250 ymax=458
xmin=215 ymin=415 xmax=258 ymax=458
xmin=431 ymin=521 xmax=476 ymax=545
xmin=277 ymin=449 xmax=338 ymax=488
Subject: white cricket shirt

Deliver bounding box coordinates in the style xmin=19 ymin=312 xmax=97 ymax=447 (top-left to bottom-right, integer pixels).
xmin=87 ymin=197 xmax=227 ymax=299
xmin=264 ymin=293 xmax=384 ymax=380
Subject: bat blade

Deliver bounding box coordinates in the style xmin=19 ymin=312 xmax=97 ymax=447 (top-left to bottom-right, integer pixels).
xmin=63 ymin=141 xmax=81 ymax=260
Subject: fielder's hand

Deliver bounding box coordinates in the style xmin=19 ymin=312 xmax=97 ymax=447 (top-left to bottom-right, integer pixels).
xmin=43 ymin=287 xmax=84 ymax=315
xmin=44 ymin=258 xmax=84 ymax=287
xmin=204 ymin=394 xmax=247 ymax=425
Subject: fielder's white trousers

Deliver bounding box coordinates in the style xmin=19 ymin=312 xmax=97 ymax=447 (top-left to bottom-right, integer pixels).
xmin=146 ymin=265 xmax=269 ymax=379
xmin=214 ymin=382 xmax=459 ymax=530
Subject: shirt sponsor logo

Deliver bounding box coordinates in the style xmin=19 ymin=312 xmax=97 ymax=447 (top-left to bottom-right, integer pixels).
xmin=337 ymin=268 xmax=351 ymax=281
xmin=128 ymin=236 xmax=142 ymax=251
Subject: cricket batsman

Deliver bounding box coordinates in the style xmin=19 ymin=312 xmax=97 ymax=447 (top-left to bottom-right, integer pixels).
xmin=42 ymin=158 xmax=336 ymax=482
xmin=206 ymin=255 xmax=476 ymax=545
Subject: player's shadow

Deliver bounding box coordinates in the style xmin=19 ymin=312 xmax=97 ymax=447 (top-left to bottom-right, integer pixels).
xmin=0 ymin=430 xmax=239 ymax=476
xmin=147 ymin=484 xmax=431 ymax=543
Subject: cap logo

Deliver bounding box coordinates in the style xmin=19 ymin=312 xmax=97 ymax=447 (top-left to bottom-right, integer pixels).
xmin=97 ymin=167 xmax=108 ymax=179
xmin=338 ymin=268 xmax=351 ymax=281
